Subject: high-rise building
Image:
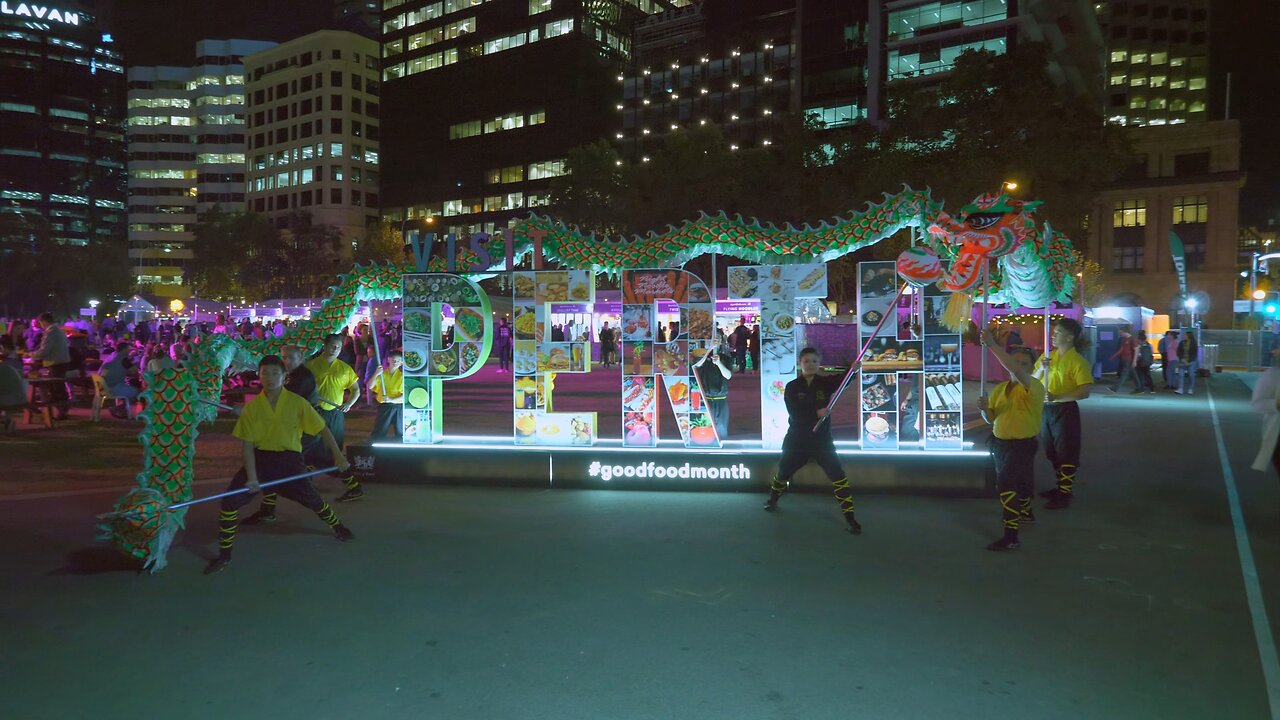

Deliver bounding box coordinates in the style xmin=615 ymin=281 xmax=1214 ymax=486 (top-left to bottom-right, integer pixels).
xmin=620 ymin=0 xmax=879 ymax=159
xmin=380 ymin=0 xmax=688 ymax=235
xmin=334 ymin=0 xmax=382 ymax=37
xmin=619 ymin=1 xmax=1103 ymax=158
xmin=0 ymin=2 xmax=125 ymax=248
xmin=1096 ymin=0 xmax=1209 ymax=127
xmin=126 ymin=39 xmax=276 ymax=296
xmin=244 ymin=30 xmax=382 ymax=251
xmin=874 ymin=0 xmax=1104 ymax=121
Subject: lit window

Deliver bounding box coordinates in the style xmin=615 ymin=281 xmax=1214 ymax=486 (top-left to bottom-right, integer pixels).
xmin=1112 ymin=199 xmax=1147 ymax=228
xmin=1111 ymin=50 xmax=1127 ymax=62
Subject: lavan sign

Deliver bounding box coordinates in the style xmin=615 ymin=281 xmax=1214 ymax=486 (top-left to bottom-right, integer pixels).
xmin=0 ymin=2 xmax=80 ymax=25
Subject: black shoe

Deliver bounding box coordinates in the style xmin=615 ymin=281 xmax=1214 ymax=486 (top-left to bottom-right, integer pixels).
xmin=334 ymin=525 xmax=354 ymax=542
xmin=240 ymin=509 xmax=277 ymax=526
xmin=1038 ymin=488 xmax=1060 ymax=499
xmin=203 ymin=556 xmax=231 ymax=574
xmin=987 ymin=535 xmax=1021 ymax=552
xmin=1045 ymin=493 xmax=1072 ymax=510
xmin=335 ymin=488 xmax=364 ymax=503
xmin=845 ymin=516 xmax=863 ymax=535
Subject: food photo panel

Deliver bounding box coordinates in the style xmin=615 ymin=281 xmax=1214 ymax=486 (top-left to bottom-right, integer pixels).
xmin=860 ymin=337 xmax=923 ymax=373
xmin=859 ymin=373 xmax=897 ymax=413
xmin=897 ymin=372 xmax=924 ymax=445
xmin=925 ymin=411 xmax=963 ymax=448
xmin=862 ymin=410 xmax=898 ymax=450
xmin=924 ymin=335 xmax=962 ymax=369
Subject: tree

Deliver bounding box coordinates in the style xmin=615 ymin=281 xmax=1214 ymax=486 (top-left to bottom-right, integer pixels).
xmin=187 ymin=208 xmax=282 ymax=301
xmin=281 ymin=211 xmax=345 ymax=299
xmin=355 ymin=219 xmax=408 ymax=265
xmin=1070 ymin=250 xmax=1107 ymax=307
xmin=0 ymin=212 xmax=130 ymax=317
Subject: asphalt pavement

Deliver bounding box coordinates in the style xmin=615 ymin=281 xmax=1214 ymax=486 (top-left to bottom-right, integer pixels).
xmin=2 ymin=372 xmax=1279 ymax=719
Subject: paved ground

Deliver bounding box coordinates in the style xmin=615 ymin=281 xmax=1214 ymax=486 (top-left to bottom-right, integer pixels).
xmin=2 ymin=372 xmax=1278 ymax=719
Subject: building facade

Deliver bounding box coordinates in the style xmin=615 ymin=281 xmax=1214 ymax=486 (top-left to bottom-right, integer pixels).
xmin=244 ymin=30 xmax=382 ymax=252
xmin=380 ymin=0 xmax=686 ymax=235
xmin=876 ymin=0 xmax=1104 ymax=120
xmin=1096 ymin=0 xmax=1209 ymax=127
xmin=1086 ymin=120 xmax=1243 ymax=327
xmin=0 ymin=2 xmax=125 ymax=247
xmin=126 ymin=39 xmax=276 ymax=296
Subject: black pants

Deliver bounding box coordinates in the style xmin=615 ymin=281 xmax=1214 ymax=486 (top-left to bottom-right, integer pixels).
xmin=770 ymin=437 xmax=855 ymax=517
xmin=735 ymin=349 xmax=747 ymax=372
xmin=1135 ymin=365 xmax=1154 ymax=391
xmin=706 ymin=397 xmax=729 ymax=440
xmin=217 ymin=450 xmax=341 ymax=556
xmin=371 ymin=401 xmax=402 ymax=438
xmin=992 ymin=436 xmax=1038 ymax=529
xmin=36 ymin=363 xmax=71 ymax=411
xmin=498 ymin=343 xmax=510 ymax=370
xmin=1042 ymin=402 xmax=1081 ymax=495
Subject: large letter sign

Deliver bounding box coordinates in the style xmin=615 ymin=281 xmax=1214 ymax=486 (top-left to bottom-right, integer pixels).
xmin=510 ymin=270 xmax=598 ymax=445
xmin=618 ymin=269 xmax=719 ymax=448
xmin=401 ymin=273 xmax=493 ymax=443
xmin=727 ymin=263 xmax=828 ymax=449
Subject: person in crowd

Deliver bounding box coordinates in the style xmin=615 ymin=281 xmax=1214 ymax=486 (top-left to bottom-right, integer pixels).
xmin=1249 ymin=345 xmax=1280 ymax=479
xmin=763 ymin=347 xmax=863 ymax=535
xmin=22 ymin=312 xmax=71 ymax=420
xmin=368 ymin=350 xmax=404 ymax=439
xmin=1109 ymin=326 xmax=1138 ymax=393
xmin=24 ymin=317 xmax=42 ymax=352
xmin=599 ymin=322 xmax=615 ymax=367
xmin=0 ymin=335 xmax=21 ymax=372
xmin=1034 ymin=318 xmax=1093 ymax=510
xmin=978 ymin=329 xmax=1045 ymax=551
xmin=1159 ymin=330 xmax=1180 ymax=390
xmin=204 ymin=355 xmax=353 ymax=575
xmin=497 ymin=318 xmax=513 ymax=372
xmin=1176 ymin=330 xmax=1199 ymax=395
xmin=98 ymin=343 xmax=139 ymax=419
xmin=693 ymin=342 xmax=733 ymax=440
xmin=0 ymin=357 xmax=26 ymax=433
xmin=1134 ymin=330 xmax=1156 ymax=394
xmin=731 ymin=317 xmax=750 ymax=372
xmin=749 ymin=324 xmax=760 ymax=374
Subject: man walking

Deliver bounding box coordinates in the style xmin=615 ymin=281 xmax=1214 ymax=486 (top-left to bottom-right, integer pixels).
xmin=1109 ymin=327 xmax=1138 ymax=393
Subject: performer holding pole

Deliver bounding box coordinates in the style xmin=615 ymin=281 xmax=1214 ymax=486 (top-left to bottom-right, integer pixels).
xmin=243 ymin=344 xmax=321 ymax=524
xmin=813 ymin=282 xmax=908 ymax=431
xmin=1034 ymin=317 xmax=1092 ymax=509
xmin=307 ymin=333 xmax=366 ymax=503
xmin=765 ymin=347 xmax=864 ymax=535
xmin=205 ymin=355 xmax=353 ymax=575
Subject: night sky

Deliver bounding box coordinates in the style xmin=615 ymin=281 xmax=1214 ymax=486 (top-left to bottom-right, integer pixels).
xmin=96 ymin=0 xmax=1278 ymax=227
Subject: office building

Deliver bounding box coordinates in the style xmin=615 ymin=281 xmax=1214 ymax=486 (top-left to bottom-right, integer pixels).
xmin=126 ymin=39 xmax=276 ymax=295
xmin=1087 ymin=120 xmax=1243 ymax=327
xmin=1096 ymin=0 xmax=1209 ymax=127
xmin=380 ymin=0 xmax=689 ymax=235
xmin=244 ymin=30 xmax=382 ymax=252
xmin=0 ymin=2 xmax=125 ymax=248
xmin=875 ymin=0 xmax=1104 ymax=121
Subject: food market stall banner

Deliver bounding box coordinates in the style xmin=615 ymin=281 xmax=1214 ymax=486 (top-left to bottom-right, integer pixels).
xmin=618 ymin=269 xmax=718 ymax=448
xmin=727 ymin=263 xmax=829 ymax=449
xmin=511 ymin=270 xmax=597 ymax=446
xmin=401 ymin=274 xmax=494 ymax=443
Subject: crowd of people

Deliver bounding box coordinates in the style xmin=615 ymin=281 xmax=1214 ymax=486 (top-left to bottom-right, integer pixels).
xmin=1108 ymin=326 xmax=1201 ymax=395
xmin=0 ymin=312 xmax=406 ymax=429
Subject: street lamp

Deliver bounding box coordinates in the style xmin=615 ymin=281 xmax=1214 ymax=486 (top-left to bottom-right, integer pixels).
xmin=1255 ymin=289 xmax=1267 ymax=301
xmin=1002 ymin=180 xmax=1019 ymax=192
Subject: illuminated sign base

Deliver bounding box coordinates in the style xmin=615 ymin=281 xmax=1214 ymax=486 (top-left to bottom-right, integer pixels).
xmin=351 ymin=437 xmax=994 ymax=497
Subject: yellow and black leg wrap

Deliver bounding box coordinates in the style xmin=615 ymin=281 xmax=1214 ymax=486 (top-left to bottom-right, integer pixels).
xmin=343 ymin=475 xmax=361 ymax=491
xmin=217 ymin=509 xmax=239 ymax=557
xmin=261 ymin=493 xmax=278 ymax=510
xmin=1019 ymin=495 xmax=1033 ymax=519
xmin=832 ymin=477 xmax=856 ymax=515
xmin=1000 ymin=490 xmax=1020 ymax=530
xmin=316 ymin=503 xmax=341 ymax=528
xmin=1056 ymin=464 xmax=1076 ymax=496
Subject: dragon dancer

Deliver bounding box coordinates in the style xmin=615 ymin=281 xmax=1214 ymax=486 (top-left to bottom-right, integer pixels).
xmin=243 ymin=344 xmax=320 ymax=524
xmin=307 ymin=333 xmax=366 ymax=503
xmin=764 ymin=348 xmax=862 ymax=534
xmin=205 ymin=355 xmax=353 ymax=575
xmin=1035 ymin=319 xmax=1093 ymax=509
xmin=977 ymin=329 xmax=1045 ymax=551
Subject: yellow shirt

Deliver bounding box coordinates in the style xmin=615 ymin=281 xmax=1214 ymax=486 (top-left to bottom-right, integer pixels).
xmin=989 ymin=378 xmax=1046 ymax=440
xmin=370 ymin=367 xmax=404 ymax=403
xmin=1036 ymin=348 xmax=1092 ymax=399
xmin=233 ymin=390 xmax=326 ymax=452
xmin=307 ymin=357 xmax=358 ymax=408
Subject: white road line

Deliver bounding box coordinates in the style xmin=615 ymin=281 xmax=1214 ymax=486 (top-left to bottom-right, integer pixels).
xmin=1207 ymin=384 xmax=1280 ymax=719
